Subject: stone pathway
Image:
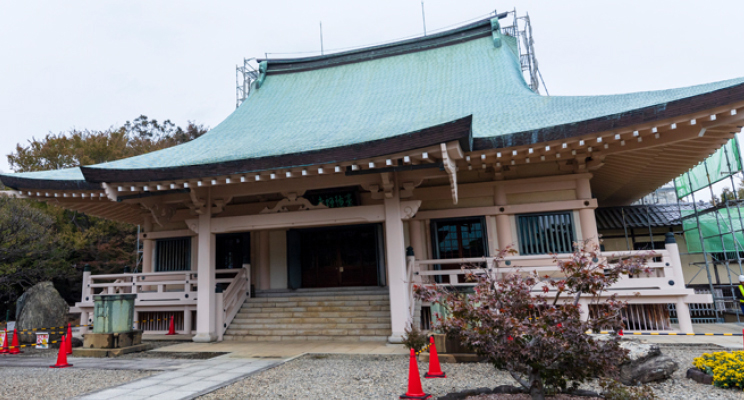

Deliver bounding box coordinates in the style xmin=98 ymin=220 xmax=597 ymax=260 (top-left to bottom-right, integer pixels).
xmin=74 ymin=357 xmax=282 ymax=400
xmin=0 ymin=357 xmax=201 ymax=370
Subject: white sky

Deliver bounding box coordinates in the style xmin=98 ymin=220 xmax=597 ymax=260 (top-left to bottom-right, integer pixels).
xmin=1 ymin=0 xmax=743 ymax=174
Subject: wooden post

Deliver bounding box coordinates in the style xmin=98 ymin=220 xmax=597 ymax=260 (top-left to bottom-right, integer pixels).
xmin=194 ymin=191 xmax=217 ymax=343
xmin=385 ymin=184 xmax=409 ymax=343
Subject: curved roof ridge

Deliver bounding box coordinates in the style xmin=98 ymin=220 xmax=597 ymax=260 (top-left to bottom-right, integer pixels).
xmin=260 ymin=17 xmax=495 ymax=75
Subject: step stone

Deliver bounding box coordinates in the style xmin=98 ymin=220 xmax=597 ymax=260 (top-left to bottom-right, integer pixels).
xmin=225 ymin=292 xmax=391 ymax=342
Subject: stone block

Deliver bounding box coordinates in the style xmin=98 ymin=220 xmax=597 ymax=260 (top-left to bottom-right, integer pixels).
xmin=84 ymin=333 xmax=115 ymax=349
xmin=686 ymin=368 xmax=713 ymax=385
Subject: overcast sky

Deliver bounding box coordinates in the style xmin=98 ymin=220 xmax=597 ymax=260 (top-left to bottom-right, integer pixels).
xmin=1 ymin=0 xmax=743 ymax=174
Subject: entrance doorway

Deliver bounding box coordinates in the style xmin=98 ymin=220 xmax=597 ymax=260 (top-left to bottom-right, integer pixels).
xmin=216 ymin=232 xmax=251 ymax=270
xmin=288 ymin=224 xmax=383 ymax=289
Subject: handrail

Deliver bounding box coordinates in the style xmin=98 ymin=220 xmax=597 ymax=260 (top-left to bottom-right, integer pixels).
xmin=218 ymin=264 xmax=250 ymax=340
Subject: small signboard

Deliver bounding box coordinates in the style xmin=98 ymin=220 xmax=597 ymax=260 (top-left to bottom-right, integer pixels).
xmin=36 ymin=332 xmax=49 ymax=349
xmin=0 ymin=331 xmax=5 ymax=348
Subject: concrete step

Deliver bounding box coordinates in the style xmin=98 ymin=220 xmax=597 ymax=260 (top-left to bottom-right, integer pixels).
xmin=231 ymin=316 xmax=389 ymax=324
xmin=247 ymin=294 xmax=390 ymax=303
xmin=224 ymin=328 xmax=391 ymax=336
xmin=255 ymin=287 xmax=389 ymax=298
xmin=224 ymin=290 xmax=391 ymax=342
xmin=227 ymin=323 xmax=391 ymax=330
xmin=238 ymin=305 xmax=390 ymax=313
xmin=235 ymin=311 xmax=391 ymax=318
xmin=223 ymin=335 xmax=388 ymax=342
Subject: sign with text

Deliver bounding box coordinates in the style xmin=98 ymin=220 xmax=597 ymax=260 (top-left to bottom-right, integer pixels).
xmin=306 ymin=189 xmax=358 ymax=209
xmin=36 ymin=332 xmax=49 ymax=349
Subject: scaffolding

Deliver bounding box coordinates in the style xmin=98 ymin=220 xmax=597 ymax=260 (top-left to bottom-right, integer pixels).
xmin=501 ymin=10 xmax=548 ymax=95
xmin=673 ymin=135 xmax=744 ymax=323
xmin=236 ymin=58 xmax=259 ymax=108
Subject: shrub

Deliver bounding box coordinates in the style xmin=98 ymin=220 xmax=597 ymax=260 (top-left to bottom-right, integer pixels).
xmin=693 ymin=351 xmax=744 ymax=389
xmin=415 ymin=241 xmax=651 ymax=400
xmin=402 ymin=322 xmax=428 ymax=353
xmin=600 ymin=379 xmax=658 ymax=400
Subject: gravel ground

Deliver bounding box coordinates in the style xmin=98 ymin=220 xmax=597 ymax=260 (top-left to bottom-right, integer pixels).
xmin=11 ymin=340 xmax=224 ymax=360
xmin=197 ymin=346 xmax=744 ymax=400
xmin=0 ymin=367 xmax=153 ymax=400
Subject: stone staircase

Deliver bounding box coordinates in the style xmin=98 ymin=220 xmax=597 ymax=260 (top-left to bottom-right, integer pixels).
xmin=224 ymin=287 xmax=391 ymax=342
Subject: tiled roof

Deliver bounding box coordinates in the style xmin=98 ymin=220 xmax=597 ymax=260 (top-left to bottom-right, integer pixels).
xmin=3 ymin=17 xmax=744 ymax=187
xmin=595 ymin=204 xmax=695 ymax=230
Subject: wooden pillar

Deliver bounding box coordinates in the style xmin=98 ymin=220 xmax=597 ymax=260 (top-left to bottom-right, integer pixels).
xmin=142 ymin=240 xmax=154 ymax=273
xmin=494 ymin=185 xmax=513 ymax=251
xmin=384 ymin=184 xmax=409 ymax=343
xmin=193 ymin=191 xmax=217 ymax=343
xmin=409 ymin=220 xmax=424 ymax=259
xmin=183 ymin=307 xmax=192 ymax=335
xmin=666 ymin=235 xmax=694 ymax=333
xmin=259 ymin=231 xmax=271 ymax=290
xmin=576 ymin=177 xmax=599 ymax=244
xmin=142 ymin=217 xmax=154 ymax=273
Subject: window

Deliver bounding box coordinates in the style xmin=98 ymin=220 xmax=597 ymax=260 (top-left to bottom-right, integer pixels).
xmin=432 ymin=217 xmax=488 ymax=259
xmin=155 ymin=237 xmax=191 ymax=272
xmin=431 ymin=217 xmax=487 ymax=284
xmin=517 ymin=212 xmax=575 ymax=255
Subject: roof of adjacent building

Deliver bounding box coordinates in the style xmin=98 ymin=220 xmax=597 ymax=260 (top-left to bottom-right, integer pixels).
xmin=595 ymin=204 xmax=694 ymax=230
xmin=3 ymin=16 xmax=744 ymax=188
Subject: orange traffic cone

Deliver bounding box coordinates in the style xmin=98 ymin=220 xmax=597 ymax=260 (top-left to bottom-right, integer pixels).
xmin=66 ymin=323 xmax=73 ymax=355
xmin=165 ymin=315 xmax=176 ymax=335
xmin=0 ymin=329 xmax=8 ymax=354
xmin=618 ymin=329 xmax=624 ymax=336
xmin=8 ymin=329 xmax=22 ymax=354
xmin=424 ymin=336 xmax=446 ymax=379
xmin=50 ymin=335 xmax=73 ymax=368
xmin=400 ymin=348 xmax=431 ymax=399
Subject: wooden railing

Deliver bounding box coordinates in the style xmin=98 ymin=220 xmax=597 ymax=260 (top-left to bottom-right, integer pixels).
xmin=413 ymin=248 xmax=694 ymax=299
xmin=409 ymin=244 xmax=708 ymax=332
xmin=216 ymin=265 xmax=251 ymax=341
xmin=75 ymin=265 xmax=251 ymax=338
xmin=79 ymin=269 xmax=242 ymax=304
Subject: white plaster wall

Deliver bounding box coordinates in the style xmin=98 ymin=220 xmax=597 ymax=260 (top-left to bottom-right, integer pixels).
xmin=269 ymin=230 xmax=288 ymax=289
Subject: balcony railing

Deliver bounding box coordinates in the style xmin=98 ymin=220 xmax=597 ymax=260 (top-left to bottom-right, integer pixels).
xmin=73 ymin=265 xmax=251 ymax=338
xmin=406 ymin=243 xmax=709 ymax=332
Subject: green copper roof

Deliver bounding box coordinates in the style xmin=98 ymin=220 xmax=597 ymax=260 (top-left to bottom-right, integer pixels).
xmin=3 ymin=17 xmax=744 ymax=187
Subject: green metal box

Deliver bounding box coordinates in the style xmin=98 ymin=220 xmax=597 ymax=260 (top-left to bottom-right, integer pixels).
xmin=92 ymin=294 xmax=136 ymax=334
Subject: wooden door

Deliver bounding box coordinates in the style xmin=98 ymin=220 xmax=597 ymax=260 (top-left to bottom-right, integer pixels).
xmin=297 ymin=225 xmax=379 ymax=288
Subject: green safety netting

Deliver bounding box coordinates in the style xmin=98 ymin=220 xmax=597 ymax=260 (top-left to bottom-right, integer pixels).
xmin=681 ymin=207 xmax=744 ymax=253
xmin=675 ymin=138 xmax=744 ymax=253
xmin=674 ymin=139 xmax=741 ymax=199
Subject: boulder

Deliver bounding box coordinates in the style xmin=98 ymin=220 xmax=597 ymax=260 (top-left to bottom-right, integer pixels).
xmin=15 ymin=282 xmax=68 ymax=344
xmin=619 ymin=341 xmax=678 ymax=385
xmin=686 ymin=368 xmax=713 ymax=385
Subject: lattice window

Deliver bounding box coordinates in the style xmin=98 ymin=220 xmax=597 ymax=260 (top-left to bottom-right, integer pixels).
xmin=517 ymin=212 xmax=575 ymax=255
xmin=155 ymin=237 xmax=191 ymax=272
xmin=433 ymin=217 xmax=487 ymax=259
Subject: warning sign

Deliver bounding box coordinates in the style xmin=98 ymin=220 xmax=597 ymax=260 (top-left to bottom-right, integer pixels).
xmin=36 ymin=332 xmax=49 ymax=349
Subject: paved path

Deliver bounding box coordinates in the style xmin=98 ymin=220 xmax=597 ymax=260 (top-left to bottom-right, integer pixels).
xmin=0 ymin=357 xmax=201 ymax=370
xmin=151 ymin=340 xmax=407 ymax=359
xmin=74 ymin=357 xmax=282 ymax=400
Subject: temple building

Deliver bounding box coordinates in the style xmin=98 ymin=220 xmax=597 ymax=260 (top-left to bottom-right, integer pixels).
xmin=2 ymin=15 xmax=744 ymax=342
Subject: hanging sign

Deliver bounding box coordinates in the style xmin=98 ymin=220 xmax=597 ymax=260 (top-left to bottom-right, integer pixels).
xmin=36 ymin=332 xmax=49 ymax=349
xmin=306 ymin=189 xmax=358 ymax=209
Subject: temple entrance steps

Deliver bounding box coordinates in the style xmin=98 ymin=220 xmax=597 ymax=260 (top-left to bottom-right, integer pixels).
xmin=223 ymin=287 xmax=392 ymax=342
